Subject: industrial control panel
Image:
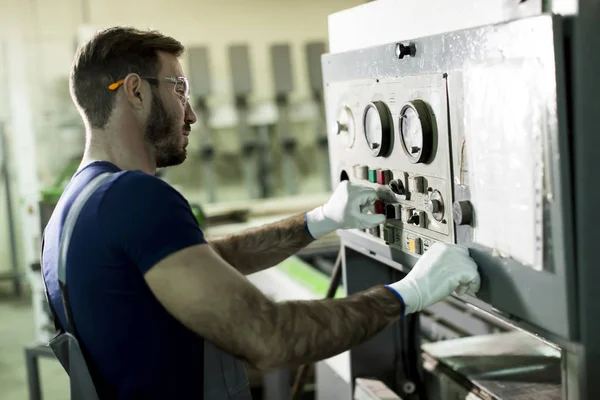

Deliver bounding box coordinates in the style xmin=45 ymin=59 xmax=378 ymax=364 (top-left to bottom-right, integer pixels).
xmin=322 ymin=15 xmax=577 ymax=341
xmin=328 ymin=74 xmax=454 ymax=258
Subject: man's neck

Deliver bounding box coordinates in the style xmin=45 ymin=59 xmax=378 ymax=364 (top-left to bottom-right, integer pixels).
xmin=80 ymin=128 xmax=156 ymax=175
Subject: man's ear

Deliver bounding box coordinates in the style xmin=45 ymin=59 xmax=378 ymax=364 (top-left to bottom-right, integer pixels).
xmin=122 ymin=73 xmax=145 ymax=109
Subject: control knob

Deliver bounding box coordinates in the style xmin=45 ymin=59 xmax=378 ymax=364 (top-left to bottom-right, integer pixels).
xmin=389 ymin=179 xmax=405 ymax=195
xmin=453 ymin=200 xmax=474 ymax=226
xmin=425 ymin=199 xmax=441 ymax=214
xmin=333 ymin=121 xmax=347 ymax=135
xmin=426 ymin=190 xmax=445 ymax=222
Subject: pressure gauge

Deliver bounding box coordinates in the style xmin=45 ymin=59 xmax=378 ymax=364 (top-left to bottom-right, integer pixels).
xmin=399 ymin=100 xmax=434 ymax=164
xmin=363 ymin=101 xmax=392 ymax=157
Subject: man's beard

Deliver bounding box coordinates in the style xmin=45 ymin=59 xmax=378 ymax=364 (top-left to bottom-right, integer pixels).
xmin=145 ymin=92 xmax=187 ymax=169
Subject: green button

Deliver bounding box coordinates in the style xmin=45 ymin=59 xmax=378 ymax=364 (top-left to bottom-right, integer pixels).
xmin=368 ymin=169 xmax=377 ymax=183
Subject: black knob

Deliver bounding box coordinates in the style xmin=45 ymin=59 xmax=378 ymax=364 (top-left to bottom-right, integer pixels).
xmin=453 ymin=201 xmax=473 ymax=226
xmin=395 ymin=42 xmax=415 ymax=59
xmin=408 ymin=214 xmax=420 ymax=226
xmin=389 ymin=179 xmax=405 ymax=195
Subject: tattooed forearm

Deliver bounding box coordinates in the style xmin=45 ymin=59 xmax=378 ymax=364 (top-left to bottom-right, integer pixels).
xmin=210 ymin=214 xmax=314 ymax=275
xmin=231 ymin=285 xmax=404 ymax=370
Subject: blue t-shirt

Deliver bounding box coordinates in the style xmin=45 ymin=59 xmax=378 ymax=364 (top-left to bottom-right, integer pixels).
xmin=42 ymin=161 xmax=207 ymax=399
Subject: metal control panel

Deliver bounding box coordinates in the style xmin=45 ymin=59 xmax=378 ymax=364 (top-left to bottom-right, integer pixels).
xmin=328 ymin=74 xmax=453 ymax=258
xmin=322 ymin=15 xmax=577 ymax=341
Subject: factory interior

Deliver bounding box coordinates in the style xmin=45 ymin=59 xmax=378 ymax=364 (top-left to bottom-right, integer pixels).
xmin=0 ymin=0 xmax=599 ymax=399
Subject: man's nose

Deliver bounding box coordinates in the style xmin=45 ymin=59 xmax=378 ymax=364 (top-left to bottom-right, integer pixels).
xmin=185 ymin=103 xmax=197 ymax=125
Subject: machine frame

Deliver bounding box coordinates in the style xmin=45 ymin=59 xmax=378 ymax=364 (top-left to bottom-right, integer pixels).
xmin=323 ymin=14 xmax=576 ymax=341
xmin=318 ymin=13 xmax=594 ymax=399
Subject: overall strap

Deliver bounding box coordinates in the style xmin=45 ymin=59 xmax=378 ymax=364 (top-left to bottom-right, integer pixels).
xmin=57 ymin=172 xmax=114 ymax=334
xmin=40 ymin=233 xmax=63 ymax=333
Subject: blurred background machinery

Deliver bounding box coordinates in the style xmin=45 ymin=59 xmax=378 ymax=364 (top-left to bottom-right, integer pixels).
xmin=2 ymin=0 xmax=598 ymax=399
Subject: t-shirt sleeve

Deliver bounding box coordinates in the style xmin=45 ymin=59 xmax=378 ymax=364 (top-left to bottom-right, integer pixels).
xmin=99 ymin=171 xmax=207 ymax=274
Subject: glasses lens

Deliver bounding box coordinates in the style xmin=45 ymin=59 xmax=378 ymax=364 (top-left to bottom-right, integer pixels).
xmin=173 ymin=77 xmax=190 ymax=105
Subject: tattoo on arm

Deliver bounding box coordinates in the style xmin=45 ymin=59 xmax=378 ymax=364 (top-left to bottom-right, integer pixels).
xmin=209 ymin=214 xmax=314 ymax=275
xmin=228 ymin=285 xmax=404 ymax=370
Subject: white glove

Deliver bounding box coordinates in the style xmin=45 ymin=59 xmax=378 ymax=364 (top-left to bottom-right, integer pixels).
xmin=306 ymin=180 xmax=386 ymax=239
xmin=386 ymin=242 xmax=481 ymax=315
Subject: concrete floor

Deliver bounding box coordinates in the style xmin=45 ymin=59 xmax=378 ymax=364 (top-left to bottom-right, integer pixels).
xmin=0 ymin=282 xmax=69 ymax=400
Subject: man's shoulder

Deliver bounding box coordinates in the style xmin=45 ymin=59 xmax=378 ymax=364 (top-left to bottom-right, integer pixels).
xmin=106 ymin=170 xmax=182 ymax=200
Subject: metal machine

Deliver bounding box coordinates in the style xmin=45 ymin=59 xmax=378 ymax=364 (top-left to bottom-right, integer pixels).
xmin=305 ymin=41 xmax=330 ymax=192
xmin=316 ymin=1 xmax=598 ymax=399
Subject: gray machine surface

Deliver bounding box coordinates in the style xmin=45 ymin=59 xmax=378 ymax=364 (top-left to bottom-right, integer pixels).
xmin=306 ymin=41 xmax=332 ymax=192
xmin=270 ymin=44 xmax=298 ymax=196
xmin=320 ymin=12 xmax=593 ymax=399
xmin=228 ymin=44 xmax=258 ymax=199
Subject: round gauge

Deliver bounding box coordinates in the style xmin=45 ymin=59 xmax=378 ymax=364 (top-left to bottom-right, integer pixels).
xmin=333 ymin=105 xmax=356 ymax=149
xmin=363 ymin=101 xmax=392 ymax=157
xmin=399 ymin=100 xmax=434 ymax=164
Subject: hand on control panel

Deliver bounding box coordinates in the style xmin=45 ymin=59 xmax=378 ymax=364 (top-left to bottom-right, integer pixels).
xmin=306 ymin=180 xmax=386 ymax=239
xmin=385 ymin=242 xmax=481 ymax=315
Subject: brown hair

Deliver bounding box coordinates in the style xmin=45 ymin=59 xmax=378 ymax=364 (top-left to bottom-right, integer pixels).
xmin=70 ymin=27 xmax=184 ymax=129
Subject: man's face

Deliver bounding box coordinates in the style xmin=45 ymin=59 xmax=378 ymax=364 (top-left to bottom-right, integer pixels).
xmin=144 ymin=52 xmax=196 ymax=168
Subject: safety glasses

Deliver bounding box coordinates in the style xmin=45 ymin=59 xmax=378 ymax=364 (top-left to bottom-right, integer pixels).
xmin=108 ymin=76 xmax=190 ymax=106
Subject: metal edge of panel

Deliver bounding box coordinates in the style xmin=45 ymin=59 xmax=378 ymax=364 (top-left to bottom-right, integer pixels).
xmin=322 ymin=14 xmax=556 ymax=83
xmin=573 ymin=0 xmax=600 ymax=398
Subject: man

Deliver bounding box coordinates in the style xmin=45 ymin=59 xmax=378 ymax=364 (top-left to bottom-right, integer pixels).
xmin=42 ymin=27 xmax=480 ymax=399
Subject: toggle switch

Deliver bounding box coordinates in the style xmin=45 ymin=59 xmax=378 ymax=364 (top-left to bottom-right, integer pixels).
xmin=389 ymin=179 xmax=405 ymax=195
xmin=407 ymin=210 xmax=426 ymax=228
xmin=407 ymin=214 xmax=420 ymax=225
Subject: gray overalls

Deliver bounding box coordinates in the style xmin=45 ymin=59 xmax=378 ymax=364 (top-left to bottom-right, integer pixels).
xmin=42 ymin=172 xmax=252 ymax=399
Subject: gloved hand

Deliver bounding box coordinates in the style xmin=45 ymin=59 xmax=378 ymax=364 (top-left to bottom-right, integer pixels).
xmin=306 ymin=180 xmax=386 ymax=239
xmin=386 ymin=242 xmax=481 ymax=316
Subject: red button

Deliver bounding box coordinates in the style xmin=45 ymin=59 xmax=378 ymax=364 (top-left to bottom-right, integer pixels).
xmin=375 ymin=200 xmax=385 ymax=214
xmin=376 ymin=169 xmax=391 ymax=185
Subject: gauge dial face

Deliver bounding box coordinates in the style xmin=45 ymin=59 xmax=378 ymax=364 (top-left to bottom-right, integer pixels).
xmin=399 ymin=100 xmax=434 ymax=163
xmin=363 ymin=101 xmax=392 ymax=157
xmin=401 ymin=107 xmax=423 ymax=155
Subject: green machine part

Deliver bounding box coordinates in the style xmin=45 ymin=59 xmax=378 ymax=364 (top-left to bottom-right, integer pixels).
xmin=189 ymin=203 xmax=207 ymax=229
xmin=276 ymin=256 xmax=343 ymax=298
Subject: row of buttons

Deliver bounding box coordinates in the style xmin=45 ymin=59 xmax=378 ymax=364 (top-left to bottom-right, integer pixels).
xmin=354 ymin=164 xmax=426 ymax=195
xmin=365 ymin=224 xmax=434 ymax=255
xmin=372 ymin=199 xmax=425 ymax=228
xmin=354 ymin=165 xmax=393 ymax=185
